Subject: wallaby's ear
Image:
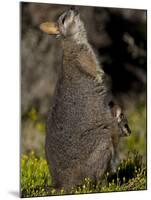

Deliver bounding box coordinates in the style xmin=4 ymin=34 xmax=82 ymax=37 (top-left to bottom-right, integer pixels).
xmin=39 ymin=22 xmax=60 ymax=35
xmin=109 ymin=101 xmax=122 ymax=120
xmin=115 ymin=106 xmax=122 ymax=120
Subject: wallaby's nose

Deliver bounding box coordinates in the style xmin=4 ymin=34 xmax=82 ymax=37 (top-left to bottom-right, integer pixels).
xmin=70 ymin=6 xmax=79 ymax=15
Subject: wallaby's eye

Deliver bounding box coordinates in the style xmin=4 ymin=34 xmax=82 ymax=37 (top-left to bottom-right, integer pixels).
xmin=120 ymin=113 xmax=124 ymax=119
xmin=124 ymin=124 xmax=128 ymax=129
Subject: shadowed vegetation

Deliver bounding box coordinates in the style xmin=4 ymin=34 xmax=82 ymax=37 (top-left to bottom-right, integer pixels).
xmin=21 ymin=151 xmax=146 ymax=197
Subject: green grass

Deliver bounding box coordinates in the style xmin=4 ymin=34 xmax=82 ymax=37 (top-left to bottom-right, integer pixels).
xmin=21 ymin=151 xmax=147 ymax=197
xmin=119 ymin=103 xmax=146 ymax=160
xmin=21 ymin=103 xmax=147 ymax=197
xmin=21 ymin=151 xmax=51 ymax=197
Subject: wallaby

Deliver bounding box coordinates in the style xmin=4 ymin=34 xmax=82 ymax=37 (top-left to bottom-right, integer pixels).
xmin=108 ymin=100 xmax=131 ymax=172
xmin=40 ymin=7 xmax=130 ymax=192
xmin=109 ymin=101 xmax=131 ymax=137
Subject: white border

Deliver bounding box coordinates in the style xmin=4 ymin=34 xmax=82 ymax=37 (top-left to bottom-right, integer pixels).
xmin=15 ymin=0 xmax=150 ymax=9
xmin=0 ymin=0 xmax=150 ymax=199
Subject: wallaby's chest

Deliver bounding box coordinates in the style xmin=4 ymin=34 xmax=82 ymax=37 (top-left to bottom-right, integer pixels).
xmin=52 ymin=65 xmax=110 ymax=135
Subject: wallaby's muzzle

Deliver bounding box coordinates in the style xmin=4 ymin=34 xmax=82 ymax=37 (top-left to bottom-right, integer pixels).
xmin=39 ymin=21 xmax=60 ymax=35
xmin=39 ymin=7 xmax=80 ymax=38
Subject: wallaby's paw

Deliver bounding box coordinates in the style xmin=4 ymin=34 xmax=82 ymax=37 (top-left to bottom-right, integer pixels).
xmin=94 ymin=76 xmax=102 ymax=88
xmin=94 ymin=79 xmax=104 ymax=93
xmin=94 ymin=85 xmax=104 ymax=93
xmin=95 ymin=75 xmax=103 ymax=84
xmin=94 ymin=78 xmax=101 ymax=85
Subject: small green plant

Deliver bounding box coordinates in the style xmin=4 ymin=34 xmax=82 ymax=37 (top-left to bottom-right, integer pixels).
xmin=120 ymin=104 xmax=146 ymax=157
xmin=21 ymin=151 xmax=51 ymax=197
xmin=21 ymin=151 xmax=146 ymax=197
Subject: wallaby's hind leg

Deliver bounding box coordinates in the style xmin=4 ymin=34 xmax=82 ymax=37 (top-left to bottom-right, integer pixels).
xmin=45 ymin=144 xmax=62 ymax=190
xmin=57 ymin=165 xmax=86 ymax=192
xmin=85 ymin=139 xmax=113 ymax=183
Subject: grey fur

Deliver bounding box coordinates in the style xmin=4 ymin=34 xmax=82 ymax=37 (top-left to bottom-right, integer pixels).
xmin=45 ymin=8 xmax=120 ymax=191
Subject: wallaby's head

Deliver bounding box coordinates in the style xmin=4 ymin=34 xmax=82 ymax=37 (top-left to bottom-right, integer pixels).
xmin=58 ymin=7 xmax=84 ymax=38
xmin=40 ymin=7 xmax=86 ymax=39
xmin=109 ymin=101 xmax=131 ymax=137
